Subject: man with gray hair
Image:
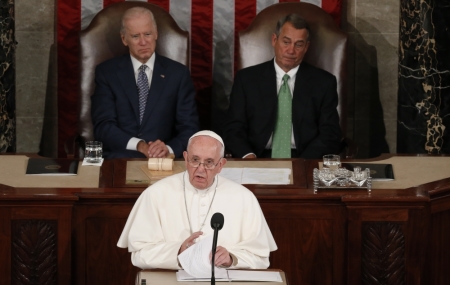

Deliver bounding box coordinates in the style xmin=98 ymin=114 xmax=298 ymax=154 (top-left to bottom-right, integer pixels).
xmin=117 ymin=130 xmax=277 ymax=269
xmin=91 ymin=6 xmax=199 ymax=159
xmin=224 ymin=14 xmax=342 ymax=159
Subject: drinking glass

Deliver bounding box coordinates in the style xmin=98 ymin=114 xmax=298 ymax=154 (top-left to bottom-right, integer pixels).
xmin=323 ymin=154 xmax=340 ymax=171
xmin=85 ymin=141 xmax=103 ymax=163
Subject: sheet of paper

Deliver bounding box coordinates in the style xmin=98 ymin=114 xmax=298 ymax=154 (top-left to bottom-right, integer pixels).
xmin=177 ymin=234 xmax=228 ymax=279
xmin=241 ymin=168 xmax=291 ymax=184
xmin=227 ymin=270 xmax=283 ymax=282
xmin=220 ymin=168 xmax=291 ymax=184
xmin=219 ymin=168 xmax=243 ymax=184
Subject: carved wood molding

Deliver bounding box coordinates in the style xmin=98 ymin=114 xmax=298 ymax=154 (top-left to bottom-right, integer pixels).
xmin=11 ymin=220 xmax=57 ymax=285
xmin=362 ymin=222 xmax=405 ymax=285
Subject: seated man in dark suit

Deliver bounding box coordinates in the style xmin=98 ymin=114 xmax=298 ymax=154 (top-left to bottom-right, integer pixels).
xmin=91 ymin=7 xmax=199 ymax=159
xmin=223 ymin=14 xmax=341 ymax=159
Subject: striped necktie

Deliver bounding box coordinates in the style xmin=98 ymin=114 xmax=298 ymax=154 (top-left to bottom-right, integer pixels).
xmin=272 ymin=74 xmax=292 ymax=158
xmin=137 ymin=65 xmax=149 ymax=123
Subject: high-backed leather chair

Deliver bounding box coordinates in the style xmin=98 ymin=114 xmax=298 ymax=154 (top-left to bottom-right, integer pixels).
xmin=237 ymin=2 xmax=356 ymax=158
xmin=66 ymin=1 xmax=189 ymax=158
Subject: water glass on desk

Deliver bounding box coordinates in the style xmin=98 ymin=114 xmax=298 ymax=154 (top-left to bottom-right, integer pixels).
xmin=85 ymin=141 xmax=103 ymax=163
xmin=323 ymin=154 xmax=340 ymax=171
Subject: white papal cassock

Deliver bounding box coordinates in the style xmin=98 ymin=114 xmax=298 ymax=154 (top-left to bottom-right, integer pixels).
xmin=117 ymin=171 xmax=277 ymax=269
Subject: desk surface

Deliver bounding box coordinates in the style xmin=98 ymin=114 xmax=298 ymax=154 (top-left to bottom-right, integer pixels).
xmin=108 ymin=155 xmax=450 ymax=201
xmin=2 ymin=154 xmax=450 ymax=201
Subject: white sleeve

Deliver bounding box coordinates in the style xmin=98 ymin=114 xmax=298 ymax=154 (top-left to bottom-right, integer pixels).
xmin=126 ymin=137 xmax=144 ymax=150
xmin=117 ymin=187 xmax=183 ymax=269
xmin=227 ymin=195 xmax=277 ymax=269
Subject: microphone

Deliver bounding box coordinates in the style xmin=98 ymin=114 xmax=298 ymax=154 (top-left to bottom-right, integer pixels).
xmin=210 ymin=212 xmax=224 ymax=285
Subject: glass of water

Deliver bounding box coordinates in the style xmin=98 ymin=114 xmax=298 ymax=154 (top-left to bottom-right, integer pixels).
xmin=85 ymin=141 xmax=103 ymax=163
xmin=323 ymin=154 xmax=340 ymax=171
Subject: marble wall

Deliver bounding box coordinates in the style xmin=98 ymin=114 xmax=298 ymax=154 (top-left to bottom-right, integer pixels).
xmin=397 ymin=0 xmax=450 ymax=154
xmin=12 ymin=0 xmax=401 ymax=158
xmin=0 ymin=0 xmax=16 ymax=152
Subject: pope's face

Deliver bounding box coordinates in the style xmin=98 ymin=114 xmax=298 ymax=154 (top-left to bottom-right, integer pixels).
xmin=272 ymin=22 xmax=310 ymax=72
xmin=121 ymin=13 xmax=158 ymax=64
xmin=183 ymin=136 xmax=226 ymax=190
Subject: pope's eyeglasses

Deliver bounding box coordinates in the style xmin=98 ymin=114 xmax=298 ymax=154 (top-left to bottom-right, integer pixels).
xmin=187 ymin=157 xmax=222 ymax=170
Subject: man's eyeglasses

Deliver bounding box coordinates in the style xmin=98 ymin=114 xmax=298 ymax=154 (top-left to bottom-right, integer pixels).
xmin=187 ymin=157 xmax=222 ymax=170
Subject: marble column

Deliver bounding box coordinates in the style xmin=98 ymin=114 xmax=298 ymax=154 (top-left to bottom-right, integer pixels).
xmin=397 ymin=0 xmax=450 ymax=153
xmin=0 ymin=0 xmax=16 ymax=152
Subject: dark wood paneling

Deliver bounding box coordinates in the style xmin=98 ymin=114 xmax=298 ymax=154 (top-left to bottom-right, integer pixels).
xmin=12 ymin=220 xmax=57 ymax=285
xmin=0 ymin=208 xmax=11 ymax=285
xmin=361 ymin=222 xmax=405 ymax=285
xmin=0 ymin=206 xmax=74 ymax=285
xmin=263 ymin=202 xmax=346 ymax=285
xmin=347 ymin=205 xmax=428 ymax=285
xmin=73 ymin=204 xmax=140 ymax=285
xmin=430 ymin=207 xmax=450 ymax=284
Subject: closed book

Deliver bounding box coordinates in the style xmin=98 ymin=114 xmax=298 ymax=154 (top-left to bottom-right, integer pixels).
xmin=26 ymin=158 xmax=79 ymax=175
xmin=341 ymin=163 xmax=394 ymax=181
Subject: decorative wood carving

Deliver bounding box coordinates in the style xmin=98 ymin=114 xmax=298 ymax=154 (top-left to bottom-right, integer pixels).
xmin=11 ymin=220 xmax=57 ymax=285
xmin=362 ymin=222 xmax=405 ymax=285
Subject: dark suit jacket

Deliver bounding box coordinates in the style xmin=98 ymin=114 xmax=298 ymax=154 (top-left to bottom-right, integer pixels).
xmin=91 ymin=53 xmax=199 ymax=158
xmin=223 ymin=59 xmax=342 ymax=159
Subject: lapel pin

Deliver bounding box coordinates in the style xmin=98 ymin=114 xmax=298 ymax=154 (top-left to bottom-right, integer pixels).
xmin=160 ymin=74 xmax=165 ymax=78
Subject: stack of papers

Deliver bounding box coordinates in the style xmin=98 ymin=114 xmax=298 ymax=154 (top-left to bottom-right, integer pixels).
xmin=176 ymin=269 xmax=283 ymax=282
xmin=220 ymin=168 xmax=291 ymax=184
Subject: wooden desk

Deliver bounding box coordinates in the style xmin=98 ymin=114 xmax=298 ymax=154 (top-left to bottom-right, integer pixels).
xmin=1 ymin=155 xmax=450 ymax=285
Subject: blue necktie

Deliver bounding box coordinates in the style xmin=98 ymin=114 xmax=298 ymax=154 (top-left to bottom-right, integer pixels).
xmin=272 ymin=74 xmax=292 ymax=158
xmin=137 ymin=65 xmax=149 ymax=123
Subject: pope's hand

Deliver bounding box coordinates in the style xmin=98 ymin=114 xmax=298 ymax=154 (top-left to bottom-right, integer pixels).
xmin=179 ymin=231 xmax=203 ymax=254
xmin=210 ymin=246 xmax=232 ymax=267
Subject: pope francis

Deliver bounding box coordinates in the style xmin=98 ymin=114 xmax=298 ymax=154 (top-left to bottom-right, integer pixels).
xmin=117 ymin=130 xmax=277 ymax=269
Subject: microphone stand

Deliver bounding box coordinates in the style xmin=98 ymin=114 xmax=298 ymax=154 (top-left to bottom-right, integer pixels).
xmin=211 ymin=225 xmax=219 ymax=285
xmin=210 ymin=212 xmax=224 ymax=285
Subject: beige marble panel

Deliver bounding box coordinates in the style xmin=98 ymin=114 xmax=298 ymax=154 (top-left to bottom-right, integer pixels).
xmin=16 ymin=117 xmax=44 ymax=153
xmin=355 ymin=0 xmax=400 ymax=33
xmin=15 ymin=0 xmax=55 ymax=153
xmin=15 ymin=0 xmax=55 ymax=32
xmin=354 ymin=33 xmax=398 ymax=118
xmin=15 ymin=31 xmax=54 ymax=117
xmin=360 ymin=33 xmax=398 ymax=120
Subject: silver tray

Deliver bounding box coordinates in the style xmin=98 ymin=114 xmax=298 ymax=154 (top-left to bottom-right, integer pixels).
xmin=313 ymin=167 xmax=372 ymax=193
